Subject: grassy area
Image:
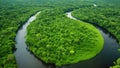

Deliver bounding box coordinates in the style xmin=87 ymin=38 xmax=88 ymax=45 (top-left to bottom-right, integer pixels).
xmin=26 ymin=9 xmax=104 ymax=66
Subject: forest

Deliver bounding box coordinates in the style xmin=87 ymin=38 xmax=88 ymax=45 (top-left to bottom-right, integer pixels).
xmin=26 ymin=8 xmax=104 ymax=66
xmin=0 ymin=0 xmax=120 ymax=68
xmin=72 ymin=7 xmax=120 ymax=44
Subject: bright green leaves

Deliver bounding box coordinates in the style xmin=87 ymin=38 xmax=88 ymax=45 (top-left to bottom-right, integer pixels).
xmin=0 ymin=3 xmax=42 ymax=67
xmin=26 ymin=9 xmax=104 ymax=66
xmin=70 ymin=50 xmax=75 ymax=54
xmin=72 ymin=7 xmax=120 ymax=45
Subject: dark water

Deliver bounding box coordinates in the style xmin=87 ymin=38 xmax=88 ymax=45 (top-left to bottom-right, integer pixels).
xmin=64 ymin=12 xmax=120 ymax=68
xmin=14 ymin=11 xmax=120 ymax=68
xmin=14 ymin=12 xmax=46 ymax=68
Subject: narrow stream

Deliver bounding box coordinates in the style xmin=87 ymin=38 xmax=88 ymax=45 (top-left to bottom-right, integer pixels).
xmin=63 ymin=12 xmax=120 ymax=68
xmin=14 ymin=12 xmax=47 ymax=68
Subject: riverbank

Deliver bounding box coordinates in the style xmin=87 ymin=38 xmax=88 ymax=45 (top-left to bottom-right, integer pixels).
xmin=72 ymin=7 xmax=120 ymax=44
xmin=14 ymin=11 xmax=43 ymax=68
xmin=26 ymin=9 xmax=104 ymax=66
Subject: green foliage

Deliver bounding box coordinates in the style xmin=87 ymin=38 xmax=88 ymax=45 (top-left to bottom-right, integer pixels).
xmin=0 ymin=0 xmax=98 ymax=67
xmin=0 ymin=1 xmax=42 ymax=67
xmin=1 ymin=0 xmax=119 ymax=67
xmin=72 ymin=7 xmax=120 ymax=44
xmin=110 ymin=58 xmax=120 ymax=68
xmin=26 ymin=9 xmax=104 ymax=66
xmin=72 ymin=5 xmax=120 ymax=68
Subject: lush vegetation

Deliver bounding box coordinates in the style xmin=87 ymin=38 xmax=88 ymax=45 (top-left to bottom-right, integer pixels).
xmin=0 ymin=0 xmax=42 ymax=67
xmin=0 ymin=7 xmax=41 ymax=68
xmin=72 ymin=4 xmax=120 ymax=68
xmin=110 ymin=58 xmax=120 ymax=68
xmin=0 ymin=0 xmax=99 ymax=67
xmin=0 ymin=0 xmax=120 ymax=67
xmin=72 ymin=7 xmax=120 ymax=44
xmin=26 ymin=8 xmax=104 ymax=66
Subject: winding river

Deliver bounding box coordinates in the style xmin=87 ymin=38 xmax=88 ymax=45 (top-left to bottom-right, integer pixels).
xmin=14 ymin=11 xmax=120 ymax=68
xmin=64 ymin=12 xmax=120 ymax=68
xmin=14 ymin=12 xmax=46 ymax=68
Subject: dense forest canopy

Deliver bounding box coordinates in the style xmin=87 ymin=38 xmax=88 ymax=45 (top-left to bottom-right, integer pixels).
xmin=26 ymin=8 xmax=104 ymax=66
xmin=0 ymin=0 xmax=120 ymax=68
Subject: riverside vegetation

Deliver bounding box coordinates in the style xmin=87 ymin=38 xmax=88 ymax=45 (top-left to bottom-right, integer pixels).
xmin=26 ymin=8 xmax=104 ymax=66
xmin=72 ymin=3 xmax=120 ymax=68
xmin=0 ymin=0 xmax=42 ymax=67
xmin=72 ymin=7 xmax=120 ymax=44
xmin=0 ymin=0 xmax=120 ymax=68
xmin=0 ymin=0 xmax=97 ymax=67
xmin=0 ymin=7 xmax=41 ymax=67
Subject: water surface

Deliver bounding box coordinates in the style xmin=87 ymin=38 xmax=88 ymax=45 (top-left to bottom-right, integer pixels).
xmin=14 ymin=11 xmax=120 ymax=68
xmin=63 ymin=12 xmax=120 ymax=68
xmin=14 ymin=12 xmax=47 ymax=68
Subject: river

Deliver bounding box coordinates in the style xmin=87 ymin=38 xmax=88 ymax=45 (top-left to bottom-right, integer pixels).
xmin=14 ymin=12 xmax=46 ymax=68
xmin=14 ymin=11 xmax=120 ymax=68
xmin=63 ymin=12 xmax=120 ymax=68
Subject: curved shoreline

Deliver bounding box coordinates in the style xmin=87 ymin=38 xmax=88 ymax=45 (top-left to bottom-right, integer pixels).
xmin=14 ymin=10 xmax=120 ymax=68
xmin=66 ymin=11 xmax=119 ymax=44
xmin=63 ymin=11 xmax=120 ymax=68
xmin=71 ymin=10 xmax=120 ymax=44
xmin=14 ymin=11 xmax=43 ymax=68
xmin=66 ymin=11 xmax=104 ymax=62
